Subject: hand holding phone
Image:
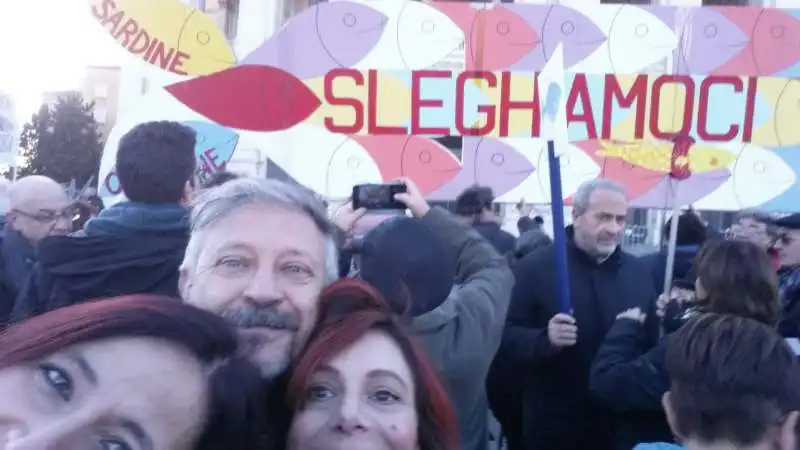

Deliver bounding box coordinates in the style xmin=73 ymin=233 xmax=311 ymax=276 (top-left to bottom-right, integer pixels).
xmin=352 ymin=183 xmax=408 ymax=211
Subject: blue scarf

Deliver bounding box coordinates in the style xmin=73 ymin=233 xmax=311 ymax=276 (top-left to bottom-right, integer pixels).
xmin=84 ymin=202 xmax=189 ymax=237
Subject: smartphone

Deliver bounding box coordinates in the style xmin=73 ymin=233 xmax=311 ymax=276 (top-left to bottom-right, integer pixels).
xmin=352 ymin=183 xmax=407 ymax=210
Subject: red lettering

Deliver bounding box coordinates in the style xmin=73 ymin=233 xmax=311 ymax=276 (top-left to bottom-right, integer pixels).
xmin=455 ymin=71 xmax=497 ymax=136
xmin=499 ymin=72 xmax=539 ymax=138
xmin=169 ymin=51 xmax=190 ymax=76
xmin=144 ymin=38 xmax=158 ymax=61
xmin=116 ymin=18 xmax=138 ymax=47
xmin=566 ymin=74 xmax=597 ymax=139
xmin=103 ymin=170 xmax=122 ymax=195
xmin=697 ymin=76 xmax=743 ymax=142
xmin=92 ymin=0 xmax=115 ymax=20
xmin=102 ymin=10 xmax=124 ymax=35
xmin=203 ymin=148 xmax=222 ymax=171
xmin=742 ymin=77 xmax=758 ymax=143
xmin=150 ymin=42 xmax=175 ymax=70
xmin=602 ymin=75 xmax=647 ymax=139
xmin=324 ymin=69 xmax=364 ymax=134
xmin=410 ymin=71 xmax=451 ymax=135
xmin=128 ymin=29 xmax=150 ymax=54
xmin=649 ymin=75 xmax=694 ymax=140
xmin=367 ymin=70 xmax=406 ymax=135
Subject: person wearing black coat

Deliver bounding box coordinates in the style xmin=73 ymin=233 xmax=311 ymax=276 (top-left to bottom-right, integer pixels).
xmin=495 ymin=180 xmax=659 ymax=450
xmin=454 ymin=186 xmax=516 ymax=255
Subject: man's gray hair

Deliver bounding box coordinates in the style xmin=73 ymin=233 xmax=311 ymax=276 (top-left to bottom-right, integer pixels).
xmin=736 ymin=209 xmax=778 ymax=237
xmin=572 ymin=179 xmax=627 ymax=216
xmin=181 ymin=178 xmax=340 ymax=284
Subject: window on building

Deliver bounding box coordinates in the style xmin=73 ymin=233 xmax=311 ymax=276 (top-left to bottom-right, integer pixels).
xmin=93 ymin=84 xmax=108 ymax=98
xmin=94 ymin=98 xmax=107 ymax=124
xmin=702 ymin=0 xmax=750 ymax=4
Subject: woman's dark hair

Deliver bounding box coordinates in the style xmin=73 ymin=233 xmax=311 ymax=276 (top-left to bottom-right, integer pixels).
xmin=0 ymin=295 xmax=264 ymax=450
xmin=287 ymin=279 xmax=459 ymax=450
xmin=694 ymin=240 xmax=780 ymax=326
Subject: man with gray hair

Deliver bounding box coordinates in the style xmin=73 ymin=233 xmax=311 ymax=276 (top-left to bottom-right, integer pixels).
xmin=180 ymin=177 xmax=340 ymax=379
xmin=494 ymin=179 xmax=659 ymax=450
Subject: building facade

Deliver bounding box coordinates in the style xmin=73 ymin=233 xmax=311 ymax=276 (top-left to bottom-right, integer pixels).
xmin=43 ymin=66 xmax=121 ymax=138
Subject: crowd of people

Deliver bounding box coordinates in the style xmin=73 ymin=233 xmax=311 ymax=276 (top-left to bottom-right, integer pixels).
xmin=0 ymin=120 xmax=798 ymax=450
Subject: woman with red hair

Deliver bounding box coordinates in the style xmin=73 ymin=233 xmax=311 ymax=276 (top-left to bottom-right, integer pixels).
xmin=286 ymin=279 xmax=459 ymax=450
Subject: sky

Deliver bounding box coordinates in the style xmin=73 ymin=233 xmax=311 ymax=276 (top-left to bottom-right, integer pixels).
xmin=0 ymin=0 xmax=126 ymax=126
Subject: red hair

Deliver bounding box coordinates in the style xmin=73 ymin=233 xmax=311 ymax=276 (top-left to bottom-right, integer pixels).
xmin=287 ymin=279 xmax=459 ymax=450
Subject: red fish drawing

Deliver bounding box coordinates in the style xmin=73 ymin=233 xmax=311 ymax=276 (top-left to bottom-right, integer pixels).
xmin=429 ymin=2 xmax=539 ymax=71
xmin=165 ymin=65 xmax=322 ymax=132
xmin=714 ymin=7 xmax=800 ymax=76
xmin=349 ymin=135 xmax=461 ymax=195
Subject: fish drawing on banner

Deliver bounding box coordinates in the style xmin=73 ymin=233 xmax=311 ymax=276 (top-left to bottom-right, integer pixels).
xmin=595 ymin=140 xmax=733 ymax=208
xmin=428 ymin=136 xmax=534 ymax=200
xmin=751 ymin=78 xmax=800 ymax=148
xmin=759 ymin=145 xmax=800 ymax=212
xmin=100 ymin=121 xmax=239 ymax=197
xmin=674 ymin=7 xmax=749 ymax=75
xmin=349 ymin=0 xmax=464 ymax=70
xmin=503 ymin=4 xmax=606 ymax=71
xmin=569 ymin=5 xmax=677 ymax=75
xmin=494 ymin=138 xmax=600 ymax=204
xmin=693 ymin=143 xmax=796 ymax=211
xmin=259 ymin=124 xmax=384 ymax=198
xmin=710 ymin=7 xmax=800 ymax=77
xmin=89 ymin=0 xmax=236 ymax=76
xmin=349 ymin=135 xmax=461 ymax=194
xmin=431 ymin=2 xmax=538 ymax=71
xmin=165 ymin=65 xmax=322 ymax=132
xmin=240 ymin=1 xmax=388 ymax=79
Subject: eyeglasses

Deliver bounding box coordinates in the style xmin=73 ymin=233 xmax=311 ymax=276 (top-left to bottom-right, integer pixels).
xmin=12 ymin=206 xmax=78 ymax=224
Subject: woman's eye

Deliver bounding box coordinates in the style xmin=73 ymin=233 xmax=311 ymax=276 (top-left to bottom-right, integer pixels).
xmin=98 ymin=438 xmax=132 ymax=450
xmin=306 ymin=385 xmax=334 ymax=403
xmin=370 ymin=389 xmax=400 ymax=404
xmin=39 ymin=363 xmax=73 ymax=401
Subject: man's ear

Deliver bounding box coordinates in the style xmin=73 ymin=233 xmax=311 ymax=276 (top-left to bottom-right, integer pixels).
xmin=662 ymin=391 xmax=684 ymax=442
xmin=779 ymin=410 xmax=798 ymax=450
xmin=6 ymin=211 xmax=18 ymax=229
xmin=181 ymin=180 xmax=195 ymax=206
xmin=178 ymin=266 xmax=191 ymax=300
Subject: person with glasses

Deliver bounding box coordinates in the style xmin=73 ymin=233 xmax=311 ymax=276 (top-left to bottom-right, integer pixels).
xmin=769 ymin=214 xmax=800 ymax=338
xmin=10 ymin=121 xmax=197 ymax=324
xmin=0 ymin=175 xmax=71 ymax=323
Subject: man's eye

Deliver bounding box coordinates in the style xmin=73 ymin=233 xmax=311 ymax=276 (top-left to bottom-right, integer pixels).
xmin=39 ymin=363 xmax=73 ymax=401
xmin=218 ymin=258 xmax=247 ymax=270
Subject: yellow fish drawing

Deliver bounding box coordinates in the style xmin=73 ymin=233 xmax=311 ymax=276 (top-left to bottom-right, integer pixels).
xmin=597 ymin=140 xmax=737 ymax=173
xmin=304 ymin=72 xmax=412 ymax=135
xmin=751 ymin=77 xmax=800 ymax=148
xmin=90 ymin=0 xmax=236 ymax=76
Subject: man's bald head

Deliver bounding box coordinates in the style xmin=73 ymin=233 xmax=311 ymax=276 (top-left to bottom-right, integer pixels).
xmin=8 ymin=176 xmax=72 ymax=242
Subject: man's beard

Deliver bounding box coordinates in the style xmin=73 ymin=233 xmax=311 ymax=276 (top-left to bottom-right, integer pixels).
xmin=221 ymin=303 xmax=302 ymax=379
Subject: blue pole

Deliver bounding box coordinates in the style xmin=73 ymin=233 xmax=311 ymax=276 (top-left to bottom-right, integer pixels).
xmin=548 ymin=140 xmax=571 ymax=313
